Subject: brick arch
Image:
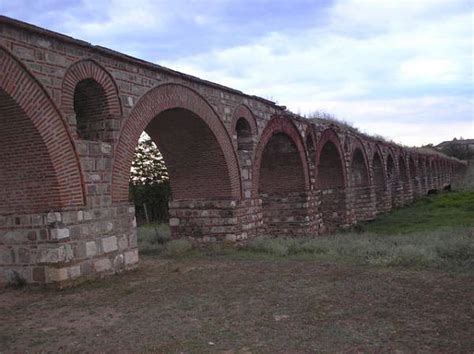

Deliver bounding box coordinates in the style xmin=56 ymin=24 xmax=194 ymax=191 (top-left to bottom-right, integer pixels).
xmin=349 ymin=139 xmax=370 ymax=186
xmin=349 ymin=139 xmax=372 ymax=220
xmin=408 ymin=154 xmax=420 ymax=197
xmin=315 ymin=128 xmax=347 ymax=231
xmin=304 ymin=126 xmax=317 ymax=165
xmin=419 ymin=155 xmax=428 ymax=192
xmin=252 ymin=116 xmax=310 ymax=196
xmin=372 ymin=145 xmax=387 ymax=211
xmin=0 ymin=46 xmax=85 ymax=212
xmin=112 ymin=83 xmax=241 ymax=202
xmin=315 ymin=128 xmax=347 ymax=188
xmin=385 ymin=150 xmax=397 ymax=207
xmin=371 ymin=145 xmax=388 ymax=182
xmin=232 ymin=105 xmax=257 ymax=152
xmin=62 ymin=59 xmax=121 ymax=140
xmin=62 ymin=59 xmax=122 ymax=116
xmin=231 ymin=104 xmax=257 ymax=136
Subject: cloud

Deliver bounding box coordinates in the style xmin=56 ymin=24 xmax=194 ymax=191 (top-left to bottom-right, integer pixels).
xmin=2 ymin=0 xmax=472 ymax=145
xmin=159 ymin=0 xmax=473 ymax=145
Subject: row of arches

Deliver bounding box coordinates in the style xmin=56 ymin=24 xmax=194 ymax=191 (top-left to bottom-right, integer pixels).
xmin=0 ymin=45 xmax=462 ymax=238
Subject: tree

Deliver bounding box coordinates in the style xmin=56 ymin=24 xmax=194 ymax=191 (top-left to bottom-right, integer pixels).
xmin=129 ymin=135 xmax=171 ymax=224
xmin=130 ymin=137 xmax=169 ymax=185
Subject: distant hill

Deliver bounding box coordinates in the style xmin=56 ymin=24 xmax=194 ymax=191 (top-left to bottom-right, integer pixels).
xmin=434 ymin=138 xmax=474 ymax=160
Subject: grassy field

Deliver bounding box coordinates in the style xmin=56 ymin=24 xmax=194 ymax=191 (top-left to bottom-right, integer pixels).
xmin=0 ymin=191 xmax=473 ymax=352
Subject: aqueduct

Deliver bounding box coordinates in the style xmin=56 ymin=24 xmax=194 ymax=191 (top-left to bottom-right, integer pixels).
xmin=0 ymin=17 xmax=466 ymax=285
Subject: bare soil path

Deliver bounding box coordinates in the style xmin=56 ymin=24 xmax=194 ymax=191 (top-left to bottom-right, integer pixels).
xmin=1 ymin=256 xmax=472 ymax=352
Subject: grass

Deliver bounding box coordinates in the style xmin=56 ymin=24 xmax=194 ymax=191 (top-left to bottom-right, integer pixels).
xmin=2 ymin=190 xmax=473 ymax=352
xmin=136 ymin=223 xmax=170 ymax=255
xmin=362 ymin=191 xmax=474 ymax=234
xmin=244 ymin=228 xmax=473 ymax=271
xmin=137 ymin=191 xmax=474 ymax=272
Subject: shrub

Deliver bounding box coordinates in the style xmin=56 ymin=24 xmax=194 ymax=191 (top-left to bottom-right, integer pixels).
xmin=164 ymin=239 xmax=193 ymax=257
xmin=137 ymin=224 xmax=170 ymax=255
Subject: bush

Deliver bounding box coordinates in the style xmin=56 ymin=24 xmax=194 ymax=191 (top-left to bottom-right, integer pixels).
xmin=137 ymin=224 xmax=171 ymax=255
xmin=164 ymin=239 xmax=193 ymax=257
xmin=130 ymin=182 xmax=171 ymax=224
xmin=242 ymin=228 xmax=474 ymax=271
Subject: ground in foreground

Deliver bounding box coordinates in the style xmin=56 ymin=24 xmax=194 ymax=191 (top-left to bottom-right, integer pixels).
xmin=0 ymin=191 xmax=473 ymax=352
xmin=1 ymin=257 xmax=473 ymax=352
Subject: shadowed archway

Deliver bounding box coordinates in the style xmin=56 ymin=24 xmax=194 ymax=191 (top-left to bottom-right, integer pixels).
xmin=316 ymin=130 xmax=347 ymax=232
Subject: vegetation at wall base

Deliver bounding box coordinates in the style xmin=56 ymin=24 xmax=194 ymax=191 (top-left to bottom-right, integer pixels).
xmin=137 ymin=190 xmax=474 ymax=272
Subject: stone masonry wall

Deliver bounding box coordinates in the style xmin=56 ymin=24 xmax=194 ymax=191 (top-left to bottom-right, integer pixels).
xmin=0 ymin=16 xmax=467 ymax=286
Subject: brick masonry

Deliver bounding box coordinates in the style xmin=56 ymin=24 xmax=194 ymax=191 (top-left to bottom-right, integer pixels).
xmin=0 ymin=17 xmax=467 ymax=286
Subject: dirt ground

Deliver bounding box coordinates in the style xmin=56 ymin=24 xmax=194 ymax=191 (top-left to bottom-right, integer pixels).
xmin=1 ymin=256 xmax=473 ymax=352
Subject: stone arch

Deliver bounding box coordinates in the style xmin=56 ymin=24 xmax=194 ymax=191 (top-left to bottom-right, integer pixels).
xmin=409 ymin=155 xmax=420 ymax=199
xmin=350 ymin=140 xmax=370 ymax=187
xmin=231 ymin=105 xmax=257 ymax=140
xmin=253 ymin=116 xmax=312 ymax=236
xmin=350 ymin=140 xmax=372 ymax=221
xmin=386 ymin=152 xmax=396 ymax=209
xmin=0 ymin=46 xmax=84 ymax=213
xmin=419 ymin=156 xmax=428 ymax=193
xmin=397 ymin=154 xmax=410 ymax=205
xmin=433 ymin=159 xmax=440 ymax=188
xmin=427 ymin=158 xmax=434 ymax=190
xmin=305 ymin=127 xmax=317 ymax=167
xmin=253 ymin=116 xmax=310 ymax=195
xmin=62 ymin=59 xmax=121 ymax=141
xmin=112 ymin=83 xmax=241 ymax=203
xmin=235 ymin=118 xmax=253 ymax=151
xmin=316 ymin=129 xmax=347 ymax=231
xmin=372 ymin=147 xmax=386 ymax=212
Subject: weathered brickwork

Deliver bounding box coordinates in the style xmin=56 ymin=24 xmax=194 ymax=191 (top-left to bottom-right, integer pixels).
xmin=0 ymin=17 xmax=467 ymax=286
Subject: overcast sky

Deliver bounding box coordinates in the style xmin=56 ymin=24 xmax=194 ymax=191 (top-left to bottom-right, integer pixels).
xmin=2 ymin=0 xmax=473 ymax=146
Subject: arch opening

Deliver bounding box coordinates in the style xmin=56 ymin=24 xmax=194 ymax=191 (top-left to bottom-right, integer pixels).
xmin=74 ymin=78 xmax=109 ymax=140
xmin=145 ymin=108 xmax=234 ymax=201
xmin=409 ymin=157 xmax=420 ymax=199
xmin=125 ymin=102 xmax=242 ymax=241
xmin=397 ymin=156 xmax=409 ymax=206
xmin=351 ymin=148 xmax=372 ymax=221
xmin=0 ymin=89 xmax=61 ymax=214
xmin=386 ymin=154 xmax=396 ymax=209
xmin=317 ymin=141 xmax=346 ymax=231
xmin=372 ymin=152 xmax=385 ymax=212
xmin=258 ymin=132 xmax=308 ymax=235
xmin=235 ymin=118 xmax=253 ymax=151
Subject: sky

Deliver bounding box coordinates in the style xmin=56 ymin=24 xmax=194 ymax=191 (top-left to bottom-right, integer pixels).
xmin=1 ymin=0 xmax=473 ymax=146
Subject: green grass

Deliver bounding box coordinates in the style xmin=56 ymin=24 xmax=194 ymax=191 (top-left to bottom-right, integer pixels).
xmin=137 ymin=191 xmax=474 ymax=271
xmin=243 ymin=228 xmax=473 ymax=271
xmin=361 ymin=191 xmax=474 ymax=234
xmin=137 ymin=223 xmax=170 ymax=255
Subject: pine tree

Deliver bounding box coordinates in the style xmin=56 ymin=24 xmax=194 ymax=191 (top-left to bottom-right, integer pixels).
xmin=130 ymin=137 xmax=169 ymax=185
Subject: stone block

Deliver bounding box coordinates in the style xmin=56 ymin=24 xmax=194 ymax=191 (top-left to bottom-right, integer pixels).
xmin=102 ymin=236 xmax=118 ymax=253
xmin=37 ymin=245 xmax=73 ymax=264
xmin=85 ymin=241 xmax=97 ymax=257
xmin=225 ymin=234 xmax=237 ymax=242
xmin=113 ymin=254 xmax=124 ymax=268
xmin=32 ymin=267 xmax=45 ymax=282
xmin=117 ymin=235 xmax=128 ymax=250
xmin=17 ymin=247 xmax=30 ymax=264
xmin=47 ymin=267 xmax=69 ymax=282
xmin=46 ymin=212 xmax=61 ymax=225
xmin=124 ymin=249 xmax=138 ymax=265
xmin=94 ymin=258 xmax=112 ymax=272
xmin=0 ymin=247 xmax=14 ymax=265
xmin=50 ymin=228 xmax=70 ymax=240
xmin=68 ymin=266 xmax=81 ymax=279
xmin=169 ymin=218 xmax=180 ymax=226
